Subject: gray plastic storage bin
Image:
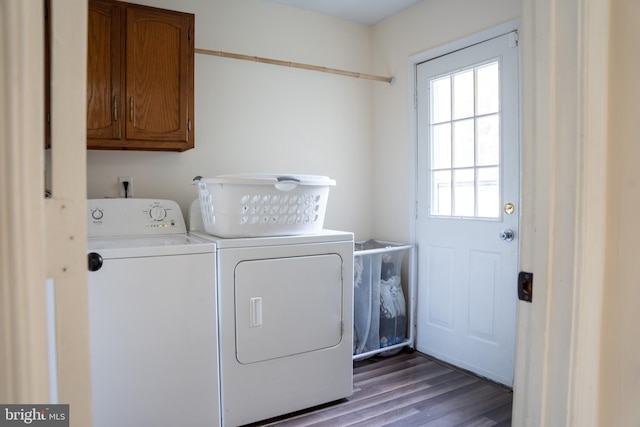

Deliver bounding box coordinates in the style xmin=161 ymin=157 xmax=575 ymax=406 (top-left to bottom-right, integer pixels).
xmin=353 ymin=240 xmax=414 ymax=358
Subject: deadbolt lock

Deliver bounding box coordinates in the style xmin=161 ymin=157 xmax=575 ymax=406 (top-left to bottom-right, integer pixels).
xmin=504 ymin=202 xmax=515 ymax=215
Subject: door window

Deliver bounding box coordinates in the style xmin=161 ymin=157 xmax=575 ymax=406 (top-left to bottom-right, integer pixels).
xmin=430 ymin=61 xmax=501 ymax=218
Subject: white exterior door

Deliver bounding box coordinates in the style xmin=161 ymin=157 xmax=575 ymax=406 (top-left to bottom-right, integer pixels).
xmin=416 ymin=32 xmax=520 ymax=386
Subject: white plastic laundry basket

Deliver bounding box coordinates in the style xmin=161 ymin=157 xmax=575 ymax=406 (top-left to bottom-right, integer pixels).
xmin=195 ymin=174 xmax=336 ymax=237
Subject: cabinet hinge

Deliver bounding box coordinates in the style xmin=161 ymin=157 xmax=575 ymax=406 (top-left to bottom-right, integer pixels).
xmin=188 ymin=28 xmax=192 ymax=43
xmin=188 ymin=119 xmax=191 ymax=132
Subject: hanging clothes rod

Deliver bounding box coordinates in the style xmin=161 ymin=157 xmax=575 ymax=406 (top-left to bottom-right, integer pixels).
xmin=195 ymin=48 xmax=395 ymax=84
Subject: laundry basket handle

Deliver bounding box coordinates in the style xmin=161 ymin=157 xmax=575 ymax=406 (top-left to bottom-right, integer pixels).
xmin=275 ymin=176 xmax=300 ymax=191
xmin=276 ymin=176 xmax=301 ymax=183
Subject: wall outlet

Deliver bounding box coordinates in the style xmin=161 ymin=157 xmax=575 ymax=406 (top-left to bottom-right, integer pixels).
xmin=118 ymin=176 xmax=133 ymax=198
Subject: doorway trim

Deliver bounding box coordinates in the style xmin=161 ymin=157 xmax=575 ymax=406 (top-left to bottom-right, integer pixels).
xmin=0 ymin=1 xmax=92 ymax=424
xmin=514 ymin=0 xmax=609 ymax=425
xmin=408 ymin=4 xmax=609 ymax=424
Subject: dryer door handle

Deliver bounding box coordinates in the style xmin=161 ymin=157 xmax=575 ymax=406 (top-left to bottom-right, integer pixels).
xmin=250 ymin=297 xmax=262 ymax=328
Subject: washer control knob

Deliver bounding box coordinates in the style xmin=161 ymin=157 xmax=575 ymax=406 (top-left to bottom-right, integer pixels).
xmin=149 ymin=206 xmax=167 ymax=221
xmin=91 ymin=209 xmax=104 ymax=220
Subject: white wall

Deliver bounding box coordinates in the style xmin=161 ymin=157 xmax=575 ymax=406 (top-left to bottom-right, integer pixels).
xmin=86 ymin=0 xmax=374 ymax=239
xmin=86 ymin=0 xmax=522 ymax=243
xmin=369 ymin=0 xmax=521 ymax=242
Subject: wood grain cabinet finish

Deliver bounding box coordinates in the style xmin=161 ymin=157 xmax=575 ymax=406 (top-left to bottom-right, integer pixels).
xmin=87 ymin=0 xmax=194 ymax=151
xmin=87 ymin=0 xmax=123 ymax=141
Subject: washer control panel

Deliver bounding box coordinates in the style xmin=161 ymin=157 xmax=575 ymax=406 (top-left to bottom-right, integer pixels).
xmin=88 ymin=199 xmax=187 ymax=237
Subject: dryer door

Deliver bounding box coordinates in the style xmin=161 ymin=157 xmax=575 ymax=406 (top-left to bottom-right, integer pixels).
xmin=235 ymin=254 xmax=343 ymax=364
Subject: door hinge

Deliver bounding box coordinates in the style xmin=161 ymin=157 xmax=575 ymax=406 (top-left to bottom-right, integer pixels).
xmin=415 ymin=200 xmax=419 ymax=219
xmin=414 ymin=91 xmax=418 ymax=110
xmin=509 ymin=30 xmax=519 ymax=47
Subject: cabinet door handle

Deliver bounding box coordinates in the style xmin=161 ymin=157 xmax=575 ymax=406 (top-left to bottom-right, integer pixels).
xmin=129 ymin=97 xmax=134 ymax=122
xmin=113 ymin=97 xmax=118 ymax=121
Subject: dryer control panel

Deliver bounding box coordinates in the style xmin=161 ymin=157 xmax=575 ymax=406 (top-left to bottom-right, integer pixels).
xmin=88 ymin=199 xmax=187 ymax=237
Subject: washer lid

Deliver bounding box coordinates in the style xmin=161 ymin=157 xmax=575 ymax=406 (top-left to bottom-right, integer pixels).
xmin=88 ymin=234 xmax=215 ymax=258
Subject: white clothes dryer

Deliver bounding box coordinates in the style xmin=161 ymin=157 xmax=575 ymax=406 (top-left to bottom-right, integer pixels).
xmin=189 ymin=201 xmax=354 ymax=427
xmin=87 ymin=199 xmax=220 ymax=427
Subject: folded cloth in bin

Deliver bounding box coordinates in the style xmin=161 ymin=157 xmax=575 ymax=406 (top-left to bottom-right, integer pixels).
xmin=379 ymin=274 xmax=406 ymax=348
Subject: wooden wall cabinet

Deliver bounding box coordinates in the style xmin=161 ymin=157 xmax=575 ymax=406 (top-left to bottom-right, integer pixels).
xmin=87 ymin=0 xmax=194 ymax=151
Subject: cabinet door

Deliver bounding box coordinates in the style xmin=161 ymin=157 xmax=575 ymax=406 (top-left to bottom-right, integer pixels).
xmin=87 ymin=0 xmax=123 ymax=140
xmin=125 ymin=6 xmax=193 ymax=149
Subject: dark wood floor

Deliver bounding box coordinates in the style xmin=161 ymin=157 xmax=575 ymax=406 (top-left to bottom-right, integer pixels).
xmin=247 ymin=351 xmax=512 ymax=427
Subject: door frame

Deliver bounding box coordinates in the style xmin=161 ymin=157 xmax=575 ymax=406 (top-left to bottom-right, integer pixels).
xmin=0 ymin=1 xmax=92 ymax=424
xmin=408 ymin=5 xmax=609 ymax=425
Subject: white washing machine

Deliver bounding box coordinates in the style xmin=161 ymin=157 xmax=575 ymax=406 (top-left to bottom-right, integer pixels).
xmin=87 ymin=199 xmax=220 ymax=427
xmin=189 ymin=201 xmax=354 ymax=427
